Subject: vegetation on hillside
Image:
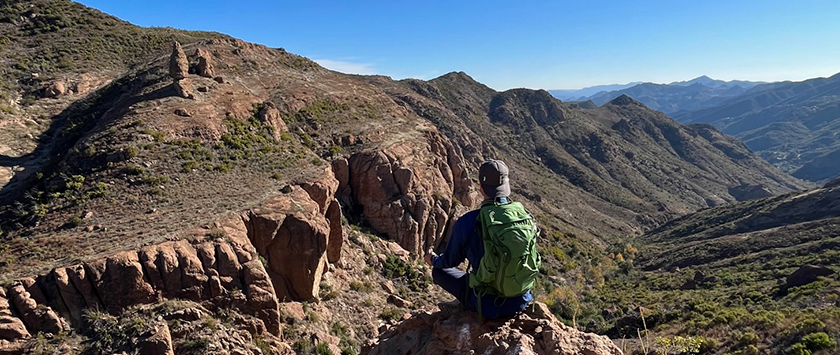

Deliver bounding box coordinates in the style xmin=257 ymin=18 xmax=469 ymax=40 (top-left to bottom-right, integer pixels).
xmin=0 ymin=0 xmax=226 ymax=107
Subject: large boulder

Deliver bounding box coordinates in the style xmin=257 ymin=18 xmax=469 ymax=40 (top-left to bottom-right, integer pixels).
xmin=169 ymin=41 xmax=189 ymax=80
xmin=243 ymin=187 xmax=331 ymax=302
xmin=257 ymin=102 xmax=288 ymax=135
xmin=786 ymin=265 xmax=835 ymax=288
xmin=367 ymin=302 xmax=623 ymax=355
xmin=43 ymin=81 xmax=66 ymax=98
xmin=341 ymin=131 xmax=478 ymax=256
xmin=174 ymin=78 xmax=195 ymax=99
xmin=195 ymin=47 xmax=215 ymax=78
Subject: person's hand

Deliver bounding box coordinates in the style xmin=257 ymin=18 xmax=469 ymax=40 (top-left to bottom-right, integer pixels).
xmin=424 ymin=251 xmax=437 ymax=267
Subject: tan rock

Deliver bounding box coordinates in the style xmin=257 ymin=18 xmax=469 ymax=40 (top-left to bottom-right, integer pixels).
xmin=87 ymin=252 xmax=157 ymax=314
xmin=215 ymin=243 xmax=243 ymax=290
xmin=241 ymin=259 xmax=281 ymax=335
xmin=44 ymin=81 xmax=66 ymax=98
xmin=257 ymin=102 xmax=287 ymax=137
xmin=243 ymin=188 xmax=330 ymax=302
xmin=0 ymin=315 xmax=29 ymax=341
xmin=169 ymin=41 xmax=189 ymax=80
xmin=137 ymin=322 xmax=174 ymax=355
xmin=300 ymin=167 xmax=339 ymax=214
xmin=52 ymin=268 xmax=86 ymax=324
xmin=346 ymin=143 xmax=453 ymax=255
xmin=7 ymin=283 xmax=64 ymax=334
xmin=174 ymin=78 xmax=195 ymax=99
xmin=368 ymin=302 xmax=622 ymax=355
xmin=387 ymin=294 xmax=412 ymax=308
xmin=65 ymin=264 xmax=102 ymax=311
xmin=278 ymin=302 xmax=306 ymax=323
xmin=174 ymin=240 xmax=209 ymax=301
xmin=0 ymin=291 xmax=28 ymax=341
xmin=195 ymin=47 xmax=215 ymax=78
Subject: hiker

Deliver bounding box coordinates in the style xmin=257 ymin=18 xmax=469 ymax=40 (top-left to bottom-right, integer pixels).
xmin=424 ymin=159 xmax=541 ymax=320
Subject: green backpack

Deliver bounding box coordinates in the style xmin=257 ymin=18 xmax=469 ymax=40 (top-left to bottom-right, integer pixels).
xmin=468 ymin=200 xmax=541 ymax=300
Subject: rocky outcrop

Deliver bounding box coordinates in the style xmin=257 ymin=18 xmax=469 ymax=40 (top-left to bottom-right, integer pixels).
xmin=137 ymin=322 xmax=174 ymax=355
xmin=336 ymin=131 xmax=478 ymax=256
xmin=0 ymin=237 xmax=281 ymax=349
xmin=0 ymin=288 xmax=28 ymax=349
xmin=244 ymin=185 xmax=333 ymax=302
xmin=258 ymin=102 xmax=288 ymax=136
xmin=195 ymin=47 xmax=215 ymax=78
xmin=169 ymin=41 xmax=194 ymax=99
xmin=366 ymin=302 xmax=623 ymax=355
xmin=169 ymin=42 xmax=189 ymax=80
xmin=729 ymin=183 xmax=774 ymax=201
xmin=174 ymin=78 xmax=195 ymax=99
xmin=44 ymin=81 xmax=66 ymax=98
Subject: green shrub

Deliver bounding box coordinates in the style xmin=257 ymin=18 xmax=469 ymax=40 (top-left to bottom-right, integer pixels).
xmin=379 ymin=308 xmax=404 ymax=322
xmin=381 ymin=255 xmax=430 ymax=292
xmin=66 ymin=216 xmax=82 ymax=228
xmin=801 ymin=332 xmax=835 ymax=352
xmin=181 ymin=338 xmax=209 ymax=351
xmin=349 ymin=281 xmax=372 ymax=293
xmin=789 ymin=343 xmax=811 ymax=355
xmin=123 ymin=164 xmax=145 ymax=176
xmin=315 ymin=342 xmax=335 ymax=355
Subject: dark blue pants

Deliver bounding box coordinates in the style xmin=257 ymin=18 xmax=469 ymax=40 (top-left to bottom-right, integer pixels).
xmin=432 ymin=267 xmax=475 ymax=310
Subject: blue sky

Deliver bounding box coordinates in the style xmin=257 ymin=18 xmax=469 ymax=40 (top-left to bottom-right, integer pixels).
xmin=78 ymin=1 xmax=840 ymax=90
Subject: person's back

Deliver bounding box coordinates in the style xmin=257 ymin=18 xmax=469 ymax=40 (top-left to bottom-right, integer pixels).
xmin=424 ymin=159 xmax=539 ymax=320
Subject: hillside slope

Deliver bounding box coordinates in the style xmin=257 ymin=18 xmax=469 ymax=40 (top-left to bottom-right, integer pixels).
xmin=675 ymin=73 xmax=840 ymax=182
xmin=592 ymin=182 xmax=840 ymax=354
xmin=0 ymin=1 xmax=818 ymax=354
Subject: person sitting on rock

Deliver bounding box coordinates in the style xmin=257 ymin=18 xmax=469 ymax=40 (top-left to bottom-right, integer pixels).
xmin=424 ymin=159 xmax=541 ymax=320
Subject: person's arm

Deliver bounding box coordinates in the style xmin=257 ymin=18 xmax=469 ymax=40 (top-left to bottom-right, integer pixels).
xmin=432 ymin=212 xmax=474 ymax=269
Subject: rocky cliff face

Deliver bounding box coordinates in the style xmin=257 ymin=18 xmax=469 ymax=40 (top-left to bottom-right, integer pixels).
xmin=333 ymin=130 xmax=478 ymax=256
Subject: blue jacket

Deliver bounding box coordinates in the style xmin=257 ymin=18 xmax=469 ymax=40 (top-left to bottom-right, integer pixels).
xmin=433 ymin=206 xmax=533 ymax=319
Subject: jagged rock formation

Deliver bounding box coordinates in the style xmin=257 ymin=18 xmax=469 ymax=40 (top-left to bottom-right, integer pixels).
xmin=333 ymin=131 xmax=478 ymax=255
xmin=0 ymin=234 xmax=280 ymax=350
xmin=169 ymin=42 xmax=189 ymax=80
xmin=367 ymin=302 xmax=622 ymax=355
xmin=169 ymin=41 xmax=194 ymax=99
xmin=0 ymin=173 xmax=346 ymax=351
xmin=244 ymin=171 xmax=341 ymax=302
xmin=257 ymin=102 xmax=288 ymax=136
xmin=196 ymin=47 xmax=215 ymax=78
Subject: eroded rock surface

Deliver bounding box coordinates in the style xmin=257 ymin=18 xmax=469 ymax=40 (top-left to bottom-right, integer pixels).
xmin=367 ymin=302 xmax=623 ymax=355
xmin=169 ymin=41 xmax=189 ymax=80
xmin=339 ymin=131 xmax=478 ymax=256
xmin=0 ymin=235 xmax=281 ymax=350
xmin=195 ymin=47 xmax=215 ymax=78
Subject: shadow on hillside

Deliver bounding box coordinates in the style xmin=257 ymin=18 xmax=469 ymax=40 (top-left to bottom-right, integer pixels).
xmin=0 ymin=69 xmax=176 ymax=215
xmin=0 ymin=154 xmax=33 ymax=167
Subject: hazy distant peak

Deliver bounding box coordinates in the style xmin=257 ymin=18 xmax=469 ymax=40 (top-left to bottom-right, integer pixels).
xmin=606 ymin=94 xmax=644 ymax=107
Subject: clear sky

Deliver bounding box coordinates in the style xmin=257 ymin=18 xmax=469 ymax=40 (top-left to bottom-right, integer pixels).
xmin=77 ymin=0 xmax=840 ymax=90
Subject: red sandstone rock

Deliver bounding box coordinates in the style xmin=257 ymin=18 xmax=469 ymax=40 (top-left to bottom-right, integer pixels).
xmin=367 ymin=302 xmax=622 ymax=355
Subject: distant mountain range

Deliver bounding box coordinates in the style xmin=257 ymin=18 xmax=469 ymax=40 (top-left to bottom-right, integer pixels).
xmin=675 ymin=72 xmax=840 ymax=182
xmin=553 ymin=73 xmax=840 ymax=183
xmin=548 ymin=82 xmax=641 ymax=101
xmin=550 ymin=76 xmax=766 ymax=115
